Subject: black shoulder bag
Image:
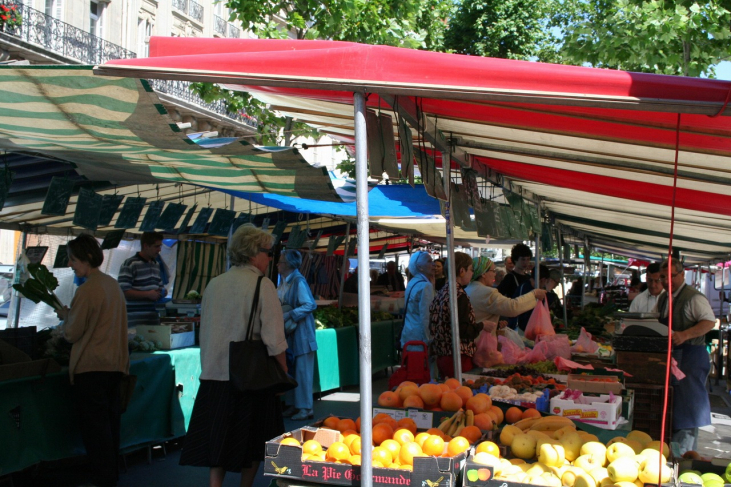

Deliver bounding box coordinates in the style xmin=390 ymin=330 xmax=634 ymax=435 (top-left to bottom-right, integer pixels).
xmin=228 ymin=276 xmax=298 ymax=394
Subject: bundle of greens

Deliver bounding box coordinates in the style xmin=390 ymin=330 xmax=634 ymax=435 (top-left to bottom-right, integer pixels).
xmin=12 ymin=263 xmax=64 ymax=311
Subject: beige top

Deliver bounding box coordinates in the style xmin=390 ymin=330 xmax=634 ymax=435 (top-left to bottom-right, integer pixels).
xmin=64 ymin=271 xmax=130 ymax=383
xmin=465 ymin=280 xmax=538 ymax=325
xmin=199 ymin=264 xmax=288 ymax=381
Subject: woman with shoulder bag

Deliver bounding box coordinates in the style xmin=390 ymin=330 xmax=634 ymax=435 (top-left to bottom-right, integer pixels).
xmin=277 ymin=249 xmax=318 ymax=421
xmin=179 ymin=224 xmax=288 ymax=487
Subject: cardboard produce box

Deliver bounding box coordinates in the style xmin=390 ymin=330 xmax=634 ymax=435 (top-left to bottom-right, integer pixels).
xmin=372 ymin=407 xmax=454 ymax=430
xmin=137 ymin=322 xmax=194 ymax=350
xmin=264 ymin=426 xmax=467 ymax=487
xmin=567 ymin=374 xmax=624 ymax=394
xmin=549 ymin=394 xmax=622 ymax=430
xmin=0 ymin=339 xmax=61 ymax=382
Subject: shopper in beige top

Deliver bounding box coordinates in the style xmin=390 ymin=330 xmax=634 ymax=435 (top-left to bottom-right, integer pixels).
xmin=56 ymin=234 xmax=129 ymax=487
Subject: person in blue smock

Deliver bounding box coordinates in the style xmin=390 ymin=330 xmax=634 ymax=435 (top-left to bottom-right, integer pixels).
xmin=657 ymin=257 xmax=715 ymax=454
xmin=400 ymin=251 xmax=438 ymax=378
xmin=277 ymin=249 xmax=318 ymax=421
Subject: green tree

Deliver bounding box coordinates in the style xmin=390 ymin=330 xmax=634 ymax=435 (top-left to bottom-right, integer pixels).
xmin=444 ymin=0 xmax=555 ymax=60
xmin=553 ymin=0 xmax=731 ymax=77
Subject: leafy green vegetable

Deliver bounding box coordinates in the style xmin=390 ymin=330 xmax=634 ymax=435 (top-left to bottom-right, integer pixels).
xmin=313 ymin=306 xmax=398 ymax=329
xmin=13 ymin=263 xmax=64 ymax=311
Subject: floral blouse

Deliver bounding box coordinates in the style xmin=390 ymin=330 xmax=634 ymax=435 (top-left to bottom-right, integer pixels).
xmin=428 ymin=283 xmax=482 ymax=358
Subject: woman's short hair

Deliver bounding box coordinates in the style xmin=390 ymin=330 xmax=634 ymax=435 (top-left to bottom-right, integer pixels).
xmin=452 ymin=252 xmax=473 ymax=277
xmin=67 ymin=234 xmax=104 ymax=268
xmin=281 ymin=249 xmax=302 ymax=271
xmin=228 ymin=224 xmax=273 ymax=267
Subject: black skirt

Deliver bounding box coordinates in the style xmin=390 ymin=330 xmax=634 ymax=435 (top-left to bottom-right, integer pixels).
xmin=179 ymin=380 xmax=284 ymax=472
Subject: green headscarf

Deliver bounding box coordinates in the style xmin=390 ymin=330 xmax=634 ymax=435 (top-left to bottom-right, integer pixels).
xmin=472 ymin=256 xmax=495 ymax=282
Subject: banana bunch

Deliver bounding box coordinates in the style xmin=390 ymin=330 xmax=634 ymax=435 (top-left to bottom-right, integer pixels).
xmin=438 ymin=409 xmax=475 ymax=437
xmin=512 ymin=415 xmax=575 ymax=434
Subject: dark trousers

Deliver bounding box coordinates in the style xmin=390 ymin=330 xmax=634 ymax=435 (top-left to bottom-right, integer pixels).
xmin=73 ymin=371 xmax=124 ymax=487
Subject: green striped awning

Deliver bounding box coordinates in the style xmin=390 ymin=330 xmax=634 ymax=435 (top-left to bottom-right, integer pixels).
xmin=0 ymin=66 xmax=340 ymax=201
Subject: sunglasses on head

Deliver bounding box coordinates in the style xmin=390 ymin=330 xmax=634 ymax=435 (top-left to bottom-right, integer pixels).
xmin=259 ymin=248 xmax=274 ymax=257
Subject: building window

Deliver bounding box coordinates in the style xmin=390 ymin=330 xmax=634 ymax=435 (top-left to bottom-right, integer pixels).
xmin=90 ymin=0 xmax=104 ymax=39
xmin=45 ymin=0 xmax=63 ymax=21
xmin=137 ymin=18 xmax=152 ymax=57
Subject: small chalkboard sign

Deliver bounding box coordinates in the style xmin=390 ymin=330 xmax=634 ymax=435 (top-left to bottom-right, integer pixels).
xmin=98 ymin=194 xmax=124 ymax=227
xmin=115 ymin=197 xmax=146 ymax=229
xmin=157 ymin=202 xmax=187 ymax=231
xmin=53 ymin=245 xmax=69 ymax=268
xmin=177 ymin=204 xmax=197 ymax=235
xmin=25 ymin=246 xmax=48 ymax=264
xmin=208 ymin=208 xmax=236 ymax=236
xmin=378 ymin=243 xmax=389 ymax=259
xmin=42 ymin=177 xmax=75 ymax=216
xmin=231 ymin=213 xmax=251 ymax=233
xmin=139 ymin=200 xmax=164 ymax=232
xmin=190 ymin=207 xmax=214 ymax=234
xmin=261 ymin=217 xmax=270 ymax=231
xmin=73 ymin=188 xmax=103 ymax=230
xmin=271 ymin=220 xmax=288 ymax=244
xmin=101 ymin=229 xmax=126 ymax=250
xmin=0 ymin=167 xmax=14 ymax=211
xmin=308 ymin=229 xmax=323 ymax=250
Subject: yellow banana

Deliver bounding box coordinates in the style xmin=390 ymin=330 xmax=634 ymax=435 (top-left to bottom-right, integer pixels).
xmin=514 ymin=417 xmax=541 ymax=430
xmin=439 ymin=414 xmax=455 ymax=433
xmin=447 ymin=411 xmax=464 ymax=436
xmin=466 ymin=409 xmax=474 ymax=427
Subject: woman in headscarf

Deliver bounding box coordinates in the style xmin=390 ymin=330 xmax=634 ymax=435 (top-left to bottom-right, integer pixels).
xmin=400 ymin=251 xmax=435 ymax=348
xmin=465 ymin=256 xmax=546 ymax=330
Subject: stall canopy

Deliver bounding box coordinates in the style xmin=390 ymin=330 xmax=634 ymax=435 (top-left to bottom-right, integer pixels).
xmin=95 ymin=38 xmax=731 ymax=263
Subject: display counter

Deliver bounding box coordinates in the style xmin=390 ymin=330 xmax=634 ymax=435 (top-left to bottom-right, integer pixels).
xmin=0 ymin=347 xmax=200 ymax=476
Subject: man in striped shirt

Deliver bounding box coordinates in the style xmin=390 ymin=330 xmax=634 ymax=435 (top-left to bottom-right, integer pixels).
xmin=118 ymin=232 xmax=167 ymax=327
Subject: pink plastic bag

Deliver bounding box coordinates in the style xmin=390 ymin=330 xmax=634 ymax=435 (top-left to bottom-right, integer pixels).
xmin=520 ymin=346 xmax=547 ymax=364
xmin=524 ymin=299 xmax=555 ymax=341
xmin=473 ymin=331 xmax=503 ymax=367
xmin=569 ymin=327 xmax=600 ymax=354
xmin=533 ymin=334 xmax=571 ymax=361
xmin=498 ymin=335 xmax=526 ymax=365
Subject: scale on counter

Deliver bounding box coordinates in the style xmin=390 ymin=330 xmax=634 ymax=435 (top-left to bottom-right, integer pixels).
xmin=613 ymin=312 xmax=668 ymax=336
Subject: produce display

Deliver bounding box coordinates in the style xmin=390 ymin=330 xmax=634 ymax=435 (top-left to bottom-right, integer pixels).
xmin=677 ymin=456 xmax=731 ymax=487
xmin=489 ymin=362 xmax=561 ymax=376
xmin=313 ymin=305 xmax=394 ymax=329
xmin=128 ymin=334 xmax=162 ymax=352
xmin=566 ymin=304 xmax=615 ymax=341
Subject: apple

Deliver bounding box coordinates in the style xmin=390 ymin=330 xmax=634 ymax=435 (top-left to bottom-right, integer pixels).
xmin=606 ymin=442 xmax=636 ymax=463
xmin=589 ymin=467 xmax=610 ymax=485
xmin=725 ymin=462 xmax=731 ymax=483
xmin=613 ymin=482 xmax=638 ymax=487
xmin=644 ymin=440 xmax=670 ymax=455
xmin=607 ymin=457 xmax=639 ymax=483
xmin=625 ymin=430 xmax=653 ymax=446
xmin=526 ymin=463 xmax=551 ymax=476
xmin=635 ymin=448 xmax=667 ymax=465
xmin=701 ymin=472 xmax=725 ymax=485
xmin=526 ymin=475 xmax=550 ymax=486
xmin=580 ymin=442 xmax=608 ymax=467
xmin=499 ymin=424 xmax=522 ymax=446
xmin=473 ymin=452 xmax=501 ymax=472
xmin=574 ymin=454 xmax=604 ymax=474
xmin=578 ymin=432 xmax=599 ymax=443
xmin=539 ymin=443 xmax=566 ymax=467
xmin=499 ymin=464 xmax=524 ymax=477
xmin=562 ymin=466 xmax=585 ymax=487
xmin=541 ymin=471 xmax=563 ymax=487
xmin=509 ymin=458 xmax=526 ymax=465
xmin=638 ymin=456 xmax=671 ymax=484
xmin=574 ymin=471 xmax=597 ymax=487
xmin=561 ymin=432 xmax=583 ymax=462
xmin=510 ymin=433 xmax=537 ymax=459
xmin=554 ymin=425 xmax=578 ymax=441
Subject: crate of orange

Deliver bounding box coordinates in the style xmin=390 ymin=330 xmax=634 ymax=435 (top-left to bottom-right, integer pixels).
xmin=264 ymin=414 xmax=471 ymax=487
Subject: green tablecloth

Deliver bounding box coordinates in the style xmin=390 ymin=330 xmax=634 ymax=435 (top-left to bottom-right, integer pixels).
xmin=0 ymin=347 xmax=201 ymax=476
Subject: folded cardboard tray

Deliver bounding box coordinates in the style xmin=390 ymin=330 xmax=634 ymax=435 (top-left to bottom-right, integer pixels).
xmin=0 ymin=339 xmax=61 ymax=382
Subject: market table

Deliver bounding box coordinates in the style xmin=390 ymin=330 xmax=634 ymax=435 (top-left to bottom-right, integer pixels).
xmin=0 ymin=347 xmax=200 ymax=476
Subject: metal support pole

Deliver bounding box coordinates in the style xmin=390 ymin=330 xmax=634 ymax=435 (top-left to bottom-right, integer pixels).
xmin=354 ymin=92 xmax=373 ymax=485
xmin=13 ymin=229 xmax=28 ymax=328
xmin=558 ymin=226 xmax=569 ymax=328
xmin=338 ymin=222 xmax=352 ymax=308
xmin=443 ymin=151 xmax=461 ymax=382
xmin=582 ymin=237 xmax=590 ymax=310
xmin=534 ymin=203 xmax=541 ymax=286
xmin=226 ymin=195 xmax=235 ymax=271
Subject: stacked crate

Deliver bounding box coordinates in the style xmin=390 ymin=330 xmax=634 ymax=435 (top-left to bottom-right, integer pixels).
xmin=627 ymin=383 xmax=673 ymax=440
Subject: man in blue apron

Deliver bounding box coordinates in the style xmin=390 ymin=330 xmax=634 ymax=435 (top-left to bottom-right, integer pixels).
xmin=657 ymin=257 xmax=715 ymax=454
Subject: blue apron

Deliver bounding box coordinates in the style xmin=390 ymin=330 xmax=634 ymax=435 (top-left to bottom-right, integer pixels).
xmin=671 ymin=344 xmax=711 ymax=430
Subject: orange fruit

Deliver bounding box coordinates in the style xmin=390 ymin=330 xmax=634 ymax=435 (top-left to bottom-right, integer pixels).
xmin=343 ymin=434 xmax=359 ymax=448
xmin=302 ymin=439 xmax=322 ymax=455
xmin=372 ymin=460 xmax=385 ymax=468
xmin=418 ymin=383 xmax=443 ymax=407
xmin=326 ymin=442 xmax=351 ymax=461
xmin=399 ymin=441 xmax=423 ymax=466
xmin=378 ymin=391 xmax=402 ymax=408
xmin=447 ymin=436 xmax=470 ymax=457
xmin=473 ymin=413 xmax=495 ymax=431
xmin=440 ymin=391 xmax=463 ymax=411
xmin=381 ymin=439 xmax=401 ymax=460
xmin=323 ymin=416 xmax=340 ymax=429
xmin=426 ymin=427 xmax=443 ymax=436
xmin=402 ymin=395 xmax=425 ymax=409
xmin=400 ymin=464 xmax=414 ymax=471
xmin=397 ymin=384 xmax=420 ymax=402
xmin=414 ymin=432 xmax=431 ymax=447
xmin=374 ymin=413 xmax=393 ymax=423
xmin=454 ymin=386 xmax=474 ymax=407
xmin=522 ymin=408 xmax=541 ymax=420
xmin=393 ymin=428 xmax=415 ymax=446
xmin=444 ymin=378 xmax=461 ymax=389
xmin=460 ymin=425 xmax=482 ymax=444
xmin=505 ymin=407 xmax=523 ymax=424
xmin=422 ymin=435 xmax=446 ymax=456
xmin=397 ymin=417 xmax=417 ymax=435
xmin=336 ymin=418 xmax=357 ymax=433
xmin=476 ymin=441 xmax=501 ymax=457
xmin=398 ymin=381 xmax=418 ymax=389
xmin=438 ymin=383 xmax=450 ymax=393
xmin=372 ymin=446 xmax=393 ymax=466
xmin=341 ymin=429 xmax=358 ymax=438
xmin=372 ymin=423 xmax=394 ymax=445
xmin=489 ymin=406 xmax=504 ymax=425
xmin=280 ymin=437 xmax=301 ymax=446
xmin=466 ymin=393 xmax=492 ymax=414
xmin=349 ymin=454 xmax=362 ymax=465
xmin=348 ymin=436 xmax=362 ymax=455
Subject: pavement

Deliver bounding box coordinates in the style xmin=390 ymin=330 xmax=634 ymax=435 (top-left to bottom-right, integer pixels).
xmin=7 ymin=374 xmax=731 ymax=487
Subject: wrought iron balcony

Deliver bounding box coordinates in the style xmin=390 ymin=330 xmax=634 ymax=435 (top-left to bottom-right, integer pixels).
xmin=0 ymin=0 xmax=136 ymax=64
xmin=172 ymin=0 xmax=204 ymax=23
xmin=228 ymin=24 xmax=240 ymax=38
xmin=214 ymin=14 xmax=226 ymax=36
xmin=149 ymin=79 xmax=259 ymax=129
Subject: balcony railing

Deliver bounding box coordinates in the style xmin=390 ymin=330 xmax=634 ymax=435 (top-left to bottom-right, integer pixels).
xmin=0 ymin=1 xmax=136 ymax=64
xmin=214 ymin=15 xmax=226 ymax=36
xmin=228 ymin=24 xmax=240 ymax=38
xmin=172 ymin=0 xmax=204 ymax=23
xmin=150 ymin=79 xmax=259 ymax=129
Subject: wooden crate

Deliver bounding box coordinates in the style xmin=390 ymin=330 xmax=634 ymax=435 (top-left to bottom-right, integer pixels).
xmin=615 ymin=351 xmax=668 ymax=384
xmin=627 ymin=383 xmax=673 ymax=440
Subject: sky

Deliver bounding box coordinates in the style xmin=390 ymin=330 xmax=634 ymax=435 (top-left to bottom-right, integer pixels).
xmin=716 ymin=61 xmax=731 ymax=80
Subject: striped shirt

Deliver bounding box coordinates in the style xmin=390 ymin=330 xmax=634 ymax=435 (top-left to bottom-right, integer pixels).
xmin=118 ymin=253 xmax=163 ymax=327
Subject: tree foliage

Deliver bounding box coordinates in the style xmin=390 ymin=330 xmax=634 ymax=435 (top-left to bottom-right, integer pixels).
xmin=444 ymin=0 xmax=555 ymax=60
xmin=553 ymin=0 xmax=731 ymax=77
